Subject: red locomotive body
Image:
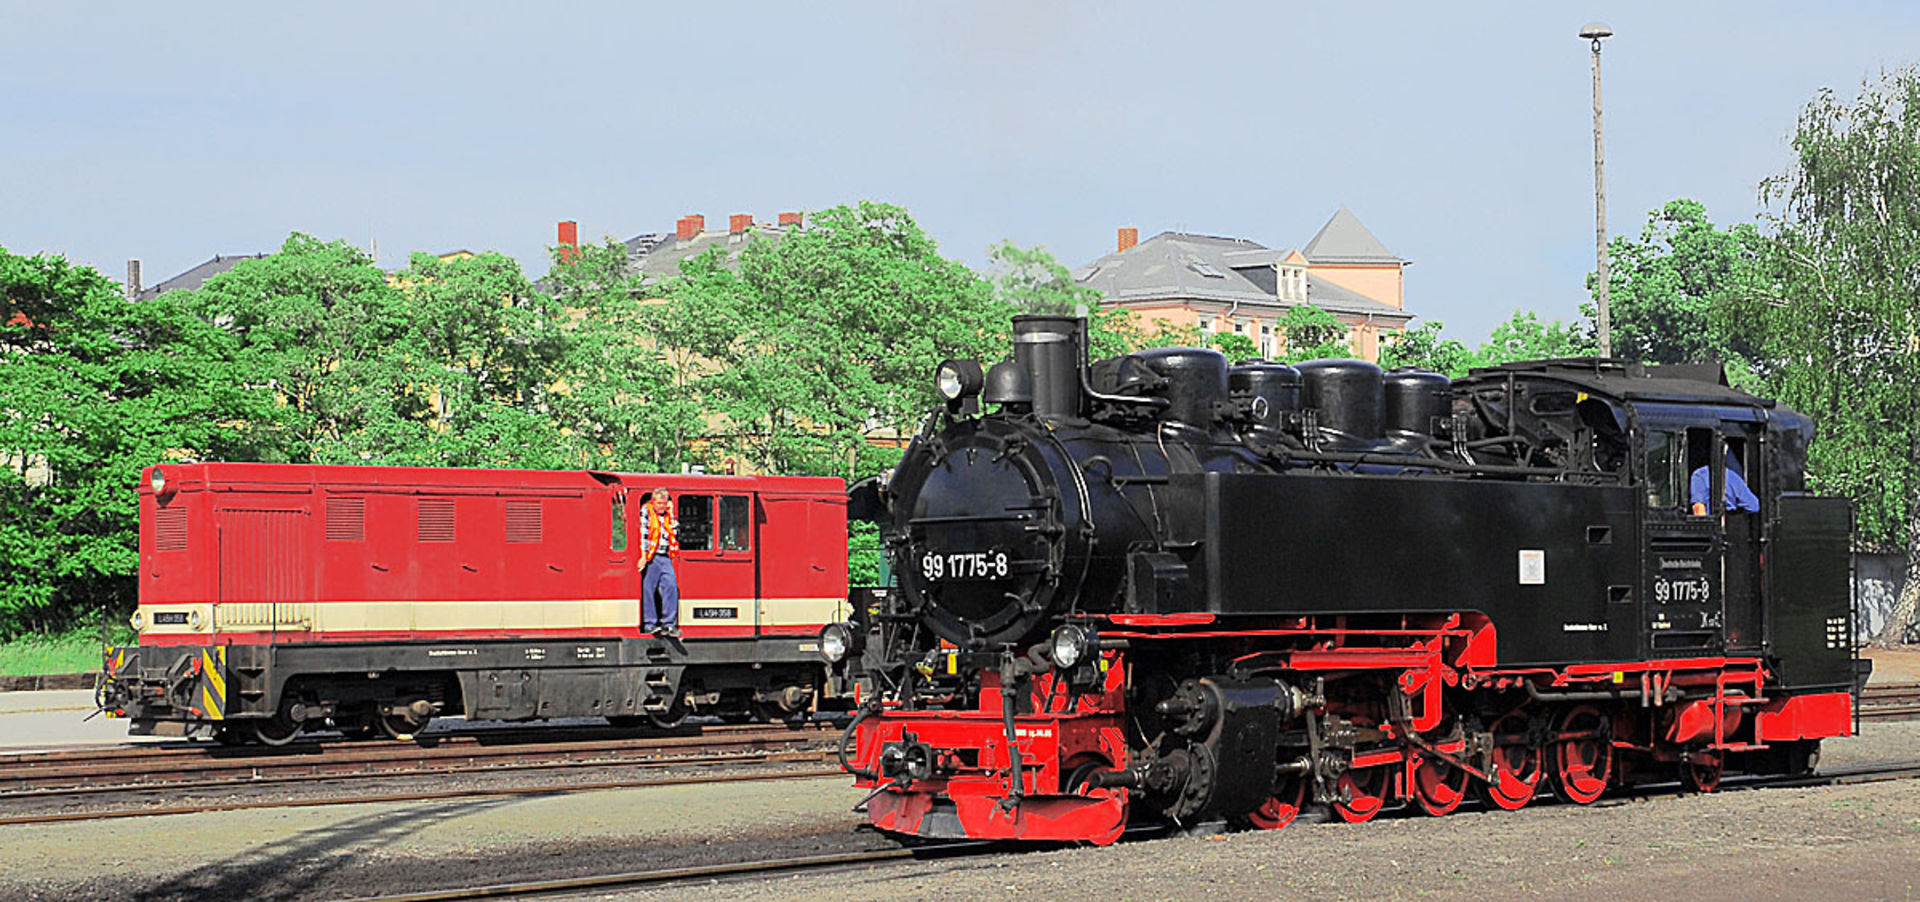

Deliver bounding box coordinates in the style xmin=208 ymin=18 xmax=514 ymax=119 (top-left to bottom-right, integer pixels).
xmin=101 ymin=463 xmax=850 ymax=744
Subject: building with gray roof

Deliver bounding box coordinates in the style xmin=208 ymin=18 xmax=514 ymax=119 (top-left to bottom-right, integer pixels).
xmin=131 ymin=253 xmax=268 ymax=302
xmin=1075 ymin=207 xmax=1415 ymax=362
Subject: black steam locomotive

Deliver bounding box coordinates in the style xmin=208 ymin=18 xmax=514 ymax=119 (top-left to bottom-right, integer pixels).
xmin=832 ymin=314 xmax=1859 ymax=844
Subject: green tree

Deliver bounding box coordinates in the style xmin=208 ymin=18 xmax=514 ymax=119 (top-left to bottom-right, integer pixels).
xmin=174 ymin=234 xmax=419 ymax=459
xmin=1275 ymin=304 xmax=1352 ymax=362
xmin=374 ymin=251 xmax=573 ymax=468
xmin=987 ymin=241 xmax=1101 ymax=316
xmin=1379 ymin=320 xmax=1474 ymax=377
xmin=1473 ymin=310 xmax=1594 ymax=367
xmin=0 ymin=249 xmax=274 ymax=636
xmin=688 ymin=202 xmax=1011 ymax=478
xmin=546 ymin=239 xmax=708 ymax=473
xmin=1733 ymin=66 xmax=1920 ymax=643
xmin=1596 ymin=198 xmax=1765 ymax=365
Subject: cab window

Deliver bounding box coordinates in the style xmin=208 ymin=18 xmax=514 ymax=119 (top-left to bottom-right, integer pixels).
xmin=677 ymin=495 xmax=713 ymax=551
xmin=610 ymin=495 xmax=627 ymax=551
xmin=719 ymin=495 xmax=751 ymax=551
xmin=1645 ymin=431 xmax=1680 ymax=509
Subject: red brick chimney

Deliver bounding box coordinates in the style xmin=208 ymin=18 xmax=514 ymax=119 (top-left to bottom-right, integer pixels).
xmin=778 ymin=211 xmax=803 ymax=228
xmin=557 ymin=220 xmax=579 ymax=264
xmin=1117 ymin=227 xmax=1139 ymax=252
xmin=729 ymin=213 xmax=752 ymax=235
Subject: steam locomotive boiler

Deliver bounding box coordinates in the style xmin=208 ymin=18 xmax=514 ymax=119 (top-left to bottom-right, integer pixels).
xmin=829 ymin=314 xmax=1861 ymax=844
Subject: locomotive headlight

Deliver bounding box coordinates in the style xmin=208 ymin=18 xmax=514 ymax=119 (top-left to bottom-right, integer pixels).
xmin=935 ymin=359 xmax=984 ymax=401
xmin=150 ymin=468 xmax=167 ymax=496
xmin=1050 ymin=624 xmax=1097 ymax=670
xmin=820 ymin=622 xmax=859 ymax=664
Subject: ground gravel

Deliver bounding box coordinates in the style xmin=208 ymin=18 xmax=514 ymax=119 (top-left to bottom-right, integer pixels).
xmin=11 ymin=713 xmax=1920 ymax=901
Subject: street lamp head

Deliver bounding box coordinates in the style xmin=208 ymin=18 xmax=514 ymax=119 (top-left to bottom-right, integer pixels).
xmin=1579 ymin=21 xmax=1613 ymax=41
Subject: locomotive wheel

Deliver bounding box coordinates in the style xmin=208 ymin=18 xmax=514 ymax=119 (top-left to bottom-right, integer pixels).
xmin=1333 ymin=767 xmax=1390 ymax=824
xmin=647 ymin=695 xmax=690 ymax=730
xmin=1548 ymin=704 xmax=1613 ymax=805
xmin=1243 ymin=774 xmax=1309 ymax=830
xmin=379 ymin=712 xmax=426 ymax=741
xmin=249 ymin=715 xmax=302 ymax=747
xmin=1475 ymin=710 xmax=1542 ymax=811
xmin=1682 ymin=751 xmax=1724 ymax=793
xmin=1410 ymin=753 xmax=1468 ymax=817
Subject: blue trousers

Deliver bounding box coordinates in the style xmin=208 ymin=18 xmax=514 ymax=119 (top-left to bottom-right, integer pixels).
xmin=642 ymin=555 xmax=679 ymax=630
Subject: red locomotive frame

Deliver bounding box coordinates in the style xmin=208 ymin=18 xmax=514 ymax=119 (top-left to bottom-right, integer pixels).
xmin=848 ymin=612 xmax=1855 ymax=843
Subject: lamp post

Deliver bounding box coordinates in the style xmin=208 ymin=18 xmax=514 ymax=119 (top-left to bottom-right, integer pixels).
xmin=1581 ymin=21 xmax=1614 ymax=358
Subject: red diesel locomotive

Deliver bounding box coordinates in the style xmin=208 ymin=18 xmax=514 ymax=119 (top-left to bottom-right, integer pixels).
xmin=831 ymin=315 xmax=1862 ymax=844
xmin=100 ymin=463 xmax=852 ymax=744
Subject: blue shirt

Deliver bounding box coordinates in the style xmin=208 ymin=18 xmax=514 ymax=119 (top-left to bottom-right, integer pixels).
xmin=1690 ymin=465 xmax=1759 ymax=512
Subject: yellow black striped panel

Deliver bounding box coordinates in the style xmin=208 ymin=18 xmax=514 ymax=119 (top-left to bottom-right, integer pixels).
xmin=199 ymin=649 xmax=226 ymax=720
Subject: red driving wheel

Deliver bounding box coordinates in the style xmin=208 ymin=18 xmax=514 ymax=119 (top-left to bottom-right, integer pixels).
xmin=1411 ymin=752 xmax=1468 ymax=817
xmin=1549 ymin=704 xmax=1613 ymax=805
xmin=1245 ymin=773 xmax=1309 ymax=830
xmin=1475 ymin=709 xmax=1542 ymax=812
xmin=1334 ymin=766 xmax=1390 ymax=823
xmin=1682 ymin=750 xmax=1724 ymax=793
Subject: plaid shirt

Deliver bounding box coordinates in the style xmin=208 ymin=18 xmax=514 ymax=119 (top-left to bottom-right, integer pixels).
xmin=640 ymin=503 xmax=679 ymax=560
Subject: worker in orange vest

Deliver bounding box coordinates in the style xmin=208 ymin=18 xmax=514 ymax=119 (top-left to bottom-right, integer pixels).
xmin=640 ymin=489 xmax=680 ymax=638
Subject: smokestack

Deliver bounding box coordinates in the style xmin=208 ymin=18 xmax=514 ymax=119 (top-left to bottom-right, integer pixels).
xmin=126 ymin=260 xmax=142 ymax=300
xmin=1117 ymin=227 xmax=1138 ymax=252
xmin=557 ymin=221 xmax=579 ymax=264
xmin=778 ymin=211 xmax=803 ymax=228
xmin=728 ymin=213 xmax=752 ymax=235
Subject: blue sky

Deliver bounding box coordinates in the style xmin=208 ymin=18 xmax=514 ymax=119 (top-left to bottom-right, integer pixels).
xmin=4 ymin=2 xmax=1916 ymax=342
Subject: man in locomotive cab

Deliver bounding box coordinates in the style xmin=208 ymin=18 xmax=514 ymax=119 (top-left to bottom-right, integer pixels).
xmin=640 ymin=488 xmax=681 ymax=638
xmin=1690 ymin=437 xmax=1760 ymax=517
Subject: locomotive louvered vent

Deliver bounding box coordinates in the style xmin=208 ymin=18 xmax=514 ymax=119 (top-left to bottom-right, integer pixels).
xmin=154 ymin=507 xmax=189 ymax=551
xmin=418 ymin=499 xmax=457 ymax=543
xmin=325 ymin=497 xmax=366 ymax=541
xmin=505 ymin=500 xmax=542 ymax=543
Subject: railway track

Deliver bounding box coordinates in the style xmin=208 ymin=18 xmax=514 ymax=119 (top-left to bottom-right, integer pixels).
xmin=0 ymin=722 xmax=836 ymax=797
xmin=1856 ymin=681 xmax=1920 ymax=720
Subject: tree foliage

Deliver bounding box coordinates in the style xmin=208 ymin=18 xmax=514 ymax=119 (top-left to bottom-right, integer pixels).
xmin=1273 ymin=304 xmax=1353 ymax=362
xmin=1727 ymin=66 xmax=1920 ymax=642
xmin=1379 ymin=320 xmax=1475 ymax=376
xmin=673 ymin=202 xmax=1010 ymax=479
xmin=1595 ymin=198 xmax=1765 ymax=366
xmin=0 ymin=248 xmax=274 ymax=635
xmin=1380 ymin=311 xmax=1592 ymax=377
xmin=543 ymin=239 xmax=705 ymax=473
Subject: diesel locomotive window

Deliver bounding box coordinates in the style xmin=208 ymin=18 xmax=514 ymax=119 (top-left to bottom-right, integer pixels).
xmin=677 ymin=495 xmax=714 ymax=551
xmin=718 ymin=495 xmax=751 ymax=551
xmin=610 ymin=496 xmax=627 ymax=551
xmin=1645 ymin=431 xmax=1680 ymax=509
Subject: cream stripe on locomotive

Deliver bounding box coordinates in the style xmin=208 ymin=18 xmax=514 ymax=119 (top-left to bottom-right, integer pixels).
xmin=134 ymin=597 xmax=846 ymax=635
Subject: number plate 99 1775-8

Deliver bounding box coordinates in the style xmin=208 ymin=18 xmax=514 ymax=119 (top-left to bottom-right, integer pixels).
xmin=920 ymin=549 xmax=1010 ymax=581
